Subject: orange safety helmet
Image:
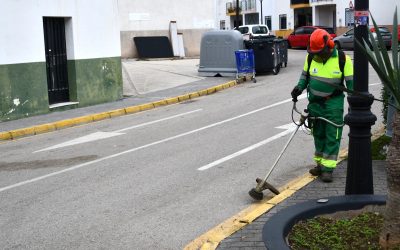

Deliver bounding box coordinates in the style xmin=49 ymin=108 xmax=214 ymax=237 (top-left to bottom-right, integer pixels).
xmin=307 ymin=28 xmax=335 ymax=54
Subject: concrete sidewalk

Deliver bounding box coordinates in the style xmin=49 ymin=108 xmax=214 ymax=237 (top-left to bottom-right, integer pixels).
xmin=0 ymin=58 xmax=236 ymax=140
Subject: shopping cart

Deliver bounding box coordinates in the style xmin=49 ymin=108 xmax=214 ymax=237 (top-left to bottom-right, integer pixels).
xmin=234 ymin=49 xmax=256 ymax=83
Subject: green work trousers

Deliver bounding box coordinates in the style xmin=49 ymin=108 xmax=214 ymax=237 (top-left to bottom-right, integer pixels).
xmin=308 ymin=102 xmax=344 ymax=172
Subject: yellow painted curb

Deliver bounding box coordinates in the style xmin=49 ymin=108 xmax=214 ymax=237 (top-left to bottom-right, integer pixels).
xmin=10 ymin=127 xmax=35 ymax=139
xmin=34 ymin=124 xmax=56 ymax=135
xmin=184 ymin=174 xmax=317 ymax=250
xmin=198 ymin=89 xmax=209 ymax=96
xmin=0 ymin=80 xmax=238 ymax=141
xmin=207 ymin=87 xmax=216 ymax=94
xmin=0 ymin=132 xmax=12 ymax=141
xmin=124 ymin=106 xmax=140 ymax=114
xmin=166 ymin=97 xmax=179 ymax=105
xmin=178 ymin=94 xmax=190 ymax=102
xmin=108 ymin=109 xmax=126 ymax=118
xmin=54 ymin=119 xmax=75 ymax=129
xmin=215 ymin=85 xmax=224 ymax=92
xmin=152 ymin=100 xmax=168 ymax=107
xmin=138 ymin=103 xmax=155 ymax=111
xmin=189 ymin=92 xmax=200 ymax=99
xmin=71 ymin=116 xmax=94 ymax=125
xmin=92 ymin=112 xmax=111 ymax=121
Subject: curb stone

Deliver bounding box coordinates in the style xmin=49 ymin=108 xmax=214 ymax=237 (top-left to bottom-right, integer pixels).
xmin=0 ymin=80 xmax=237 ymax=141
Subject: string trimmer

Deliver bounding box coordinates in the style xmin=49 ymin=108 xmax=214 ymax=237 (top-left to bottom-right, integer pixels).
xmin=248 ymin=96 xmax=344 ymax=200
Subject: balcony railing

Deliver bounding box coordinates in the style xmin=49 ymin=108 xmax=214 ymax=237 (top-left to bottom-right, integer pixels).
xmin=242 ymin=0 xmax=256 ymax=13
xmin=310 ymin=0 xmax=333 ymax=2
xmin=291 ymin=0 xmax=309 ymax=4
xmin=226 ymin=0 xmax=258 ymax=15
xmin=226 ymin=1 xmax=243 ymax=15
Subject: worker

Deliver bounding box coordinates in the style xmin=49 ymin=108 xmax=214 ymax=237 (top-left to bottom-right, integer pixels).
xmin=291 ymin=28 xmax=354 ymax=182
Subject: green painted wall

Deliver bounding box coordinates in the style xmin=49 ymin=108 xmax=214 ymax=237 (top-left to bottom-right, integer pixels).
xmin=0 ymin=57 xmax=123 ymax=122
xmin=0 ymin=62 xmax=49 ymax=121
xmin=68 ymin=57 xmax=123 ymax=107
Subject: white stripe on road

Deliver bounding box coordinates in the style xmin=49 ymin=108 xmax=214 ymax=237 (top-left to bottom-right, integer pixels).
xmin=114 ymin=109 xmax=203 ymax=133
xmin=34 ymin=109 xmax=203 ymax=153
xmin=1 ymin=96 xmax=306 ymax=193
xmin=369 ymin=82 xmax=381 ymax=86
xmin=197 ymin=123 xmax=298 ymax=171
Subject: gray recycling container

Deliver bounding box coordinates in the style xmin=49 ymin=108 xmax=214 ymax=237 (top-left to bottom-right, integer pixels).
xmin=198 ymin=30 xmax=244 ymax=77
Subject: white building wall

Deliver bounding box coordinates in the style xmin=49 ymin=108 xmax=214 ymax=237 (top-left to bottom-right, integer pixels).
xmin=119 ymin=0 xmax=216 ymax=31
xmin=0 ymin=0 xmax=120 ymax=65
xmin=276 ymin=0 xmax=293 ymax=30
xmin=217 ymin=0 xmax=231 ymax=29
xmin=120 ymin=0 xmax=220 ymax=58
xmin=119 ymin=0 xmax=218 ymax=58
xmin=262 ymin=0 xmax=277 ymax=27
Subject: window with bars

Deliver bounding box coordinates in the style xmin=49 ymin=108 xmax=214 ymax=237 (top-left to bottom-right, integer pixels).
xmin=220 ymin=20 xmax=226 ymax=30
xmin=265 ymin=16 xmax=272 ymax=31
xmin=279 ymin=14 xmax=287 ymax=30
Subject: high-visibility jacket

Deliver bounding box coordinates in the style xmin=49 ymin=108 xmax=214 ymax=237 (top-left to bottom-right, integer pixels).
xmin=296 ymin=48 xmax=354 ymax=170
xmin=297 ymin=48 xmax=354 ymax=109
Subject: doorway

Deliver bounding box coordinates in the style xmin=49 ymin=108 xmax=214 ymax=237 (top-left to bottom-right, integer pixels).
xmin=43 ymin=17 xmax=70 ymax=104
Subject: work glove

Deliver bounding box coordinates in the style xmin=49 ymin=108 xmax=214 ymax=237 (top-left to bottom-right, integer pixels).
xmin=291 ymin=86 xmax=303 ymax=102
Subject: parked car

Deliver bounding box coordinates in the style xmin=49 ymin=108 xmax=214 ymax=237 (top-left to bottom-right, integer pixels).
xmin=398 ymin=26 xmax=400 ymax=42
xmin=333 ymin=27 xmax=392 ymax=50
xmin=287 ymin=26 xmax=336 ymax=48
xmin=372 ymin=26 xmax=400 ymax=42
xmin=237 ymin=24 xmax=271 ymax=40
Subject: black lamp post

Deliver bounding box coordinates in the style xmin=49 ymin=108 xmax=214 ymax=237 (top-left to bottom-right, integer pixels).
xmin=344 ymin=0 xmax=376 ymax=194
xmin=260 ymin=0 xmax=263 ymax=24
xmin=235 ymin=0 xmax=240 ymax=29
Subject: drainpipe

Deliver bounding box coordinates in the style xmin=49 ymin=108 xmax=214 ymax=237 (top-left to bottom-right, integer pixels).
xmin=260 ymin=0 xmax=263 ymax=24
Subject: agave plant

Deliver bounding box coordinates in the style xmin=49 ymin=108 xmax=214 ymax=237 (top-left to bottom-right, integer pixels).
xmin=355 ymin=9 xmax=400 ymax=248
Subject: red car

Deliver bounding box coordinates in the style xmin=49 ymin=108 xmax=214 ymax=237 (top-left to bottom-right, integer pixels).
xmin=397 ymin=26 xmax=400 ymax=42
xmin=287 ymin=26 xmax=337 ymax=48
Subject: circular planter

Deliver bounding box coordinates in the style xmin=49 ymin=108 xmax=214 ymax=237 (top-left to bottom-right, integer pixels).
xmin=262 ymin=195 xmax=386 ymax=250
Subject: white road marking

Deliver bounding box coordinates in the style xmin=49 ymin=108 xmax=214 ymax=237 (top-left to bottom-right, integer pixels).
xmin=34 ymin=109 xmax=203 ymax=153
xmin=197 ymin=123 xmax=298 ymax=171
xmin=2 ymin=96 xmax=306 ymax=193
xmin=114 ymin=109 xmax=203 ymax=133
xmin=34 ymin=132 xmax=124 ymax=153
xmin=369 ymin=82 xmax=381 ymax=86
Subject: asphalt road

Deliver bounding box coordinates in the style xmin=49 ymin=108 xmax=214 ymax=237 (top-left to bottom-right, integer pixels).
xmin=0 ymin=49 xmax=384 ymax=250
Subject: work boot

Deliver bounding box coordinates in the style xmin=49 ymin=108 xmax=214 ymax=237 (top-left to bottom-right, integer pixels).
xmin=321 ymin=171 xmax=333 ymax=183
xmin=309 ymin=165 xmax=322 ymax=176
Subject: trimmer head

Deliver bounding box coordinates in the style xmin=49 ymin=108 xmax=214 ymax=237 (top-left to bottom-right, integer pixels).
xmin=248 ymin=178 xmax=280 ymax=201
xmin=256 ymin=178 xmax=280 ymax=195
xmin=248 ymin=188 xmax=264 ymax=200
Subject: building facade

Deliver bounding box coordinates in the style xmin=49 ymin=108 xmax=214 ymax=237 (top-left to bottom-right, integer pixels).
xmin=218 ymin=0 xmax=399 ymax=37
xmin=0 ymin=0 xmax=122 ymax=121
xmin=118 ymin=0 xmax=218 ymax=58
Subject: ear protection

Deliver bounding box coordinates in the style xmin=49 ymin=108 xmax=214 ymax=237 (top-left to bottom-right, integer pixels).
xmin=324 ymin=34 xmax=335 ymax=49
xmin=307 ymin=33 xmax=335 ymax=54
